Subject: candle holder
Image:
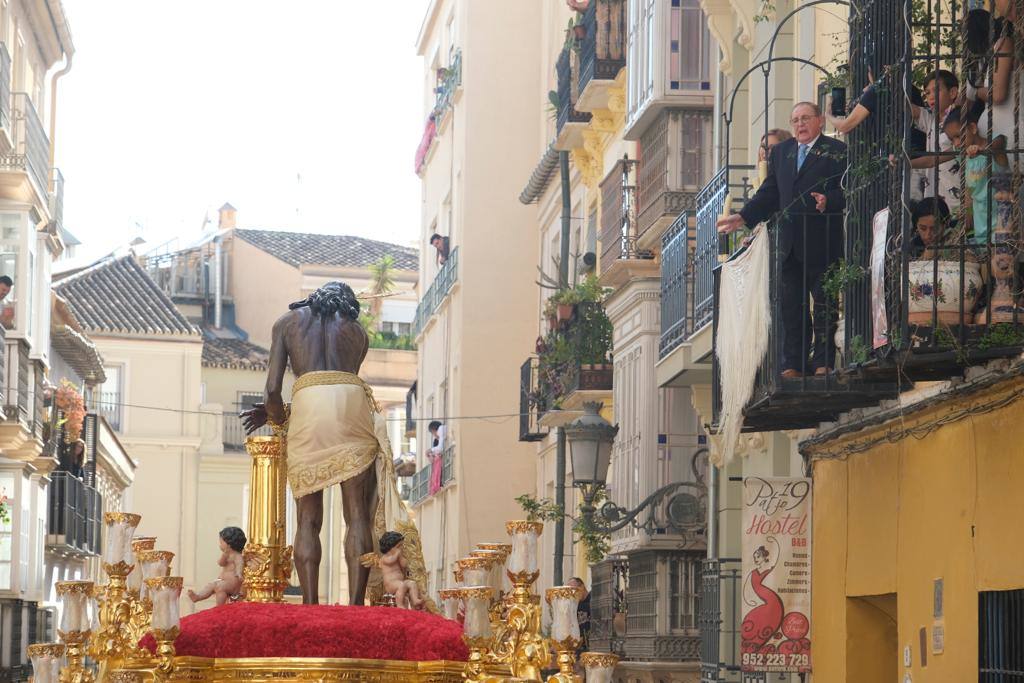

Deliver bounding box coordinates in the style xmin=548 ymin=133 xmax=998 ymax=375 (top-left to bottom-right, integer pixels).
xmin=579 ymin=652 xmax=619 ymax=683
xmin=55 ymin=581 xmax=95 ymax=683
xmin=127 ymin=537 xmax=156 ymax=596
xmin=27 ymin=643 xmax=65 ymax=683
xmin=95 ymin=512 xmax=142 ymax=666
xmin=456 ymin=586 xmax=499 ymax=683
xmin=438 ymin=588 xmax=460 ymax=621
xmin=145 ymin=576 xmax=183 ymax=673
xmin=486 ymin=521 xmax=548 ymax=681
xmin=127 ymin=550 xmax=175 ymax=653
xmin=544 ymin=586 xmax=584 ymax=683
xmin=457 ymin=556 xmax=494 ymax=587
xmin=476 ymin=543 xmax=512 ymax=594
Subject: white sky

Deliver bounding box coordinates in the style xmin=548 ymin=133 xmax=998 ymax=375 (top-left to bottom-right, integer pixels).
xmin=57 ymin=0 xmax=430 ymax=261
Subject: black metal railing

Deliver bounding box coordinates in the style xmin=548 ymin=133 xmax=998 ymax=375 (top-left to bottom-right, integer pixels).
xmin=5 ymin=338 xmax=28 ymax=425
xmin=432 ymin=49 xmax=462 ymax=128
xmin=979 ymin=588 xmax=1024 ymax=682
xmin=660 ymin=211 xmax=694 ymax=358
xmin=694 ymin=166 xmax=753 ymax=333
xmin=413 ymin=246 xmax=459 ymax=337
xmin=0 ymin=43 xmax=10 ymax=132
xmin=404 ymin=383 xmax=416 ymax=437
xmin=699 ymin=558 xmax=743 ymax=683
xmin=408 ymin=443 xmax=455 ymax=506
xmin=577 ymin=0 xmax=626 ymax=96
xmin=47 ymin=471 xmax=102 ymax=556
xmin=223 ymin=412 xmax=271 ymax=450
xmin=518 ymin=357 xmax=548 ymax=442
xmin=50 ymin=168 xmax=64 ymax=231
xmin=589 ymin=556 xmax=629 ymax=658
xmin=8 ymin=93 xmax=50 ymax=200
xmin=556 ymin=47 xmax=592 ymax=138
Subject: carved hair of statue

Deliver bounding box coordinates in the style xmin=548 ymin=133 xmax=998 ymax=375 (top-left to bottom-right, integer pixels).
xmin=220 ymin=526 xmax=247 ymax=553
xmin=288 ymin=281 xmax=360 ymax=321
xmin=379 ymin=531 xmax=404 ymax=554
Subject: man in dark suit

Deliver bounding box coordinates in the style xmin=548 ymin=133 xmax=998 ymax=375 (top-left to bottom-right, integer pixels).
xmin=718 ymin=102 xmax=846 ymax=377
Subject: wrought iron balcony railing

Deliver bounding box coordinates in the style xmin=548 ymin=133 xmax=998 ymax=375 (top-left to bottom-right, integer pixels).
xmin=518 ymin=357 xmax=548 ymax=442
xmin=659 ymin=211 xmax=694 ymax=358
xmin=556 ymin=46 xmax=592 ymax=143
xmin=599 ymin=156 xmax=654 ymax=274
xmin=407 ymin=443 xmax=455 ymax=506
xmin=577 ymin=0 xmax=626 ymax=101
xmin=6 ymin=93 xmax=50 ymax=200
xmin=47 ymin=470 xmax=103 ymax=557
xmin=413 ymin=246 xmax=459 ymax=338
xmin=699 ymin=558 xmax=742 ymax=683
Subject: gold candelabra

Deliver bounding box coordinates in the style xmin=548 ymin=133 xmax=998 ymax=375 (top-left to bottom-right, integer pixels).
xmin=447 ymin=521 xmax=619 ymax=683
xmin=35 ymin=513 xmax=185 ymax=683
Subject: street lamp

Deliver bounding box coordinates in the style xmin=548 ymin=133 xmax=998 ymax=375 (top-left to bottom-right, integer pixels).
xmin=565 ymin=402 xmax=707 ymax=540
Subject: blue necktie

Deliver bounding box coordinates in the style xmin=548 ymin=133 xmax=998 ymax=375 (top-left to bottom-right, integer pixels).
xmin=797 ymin=143 xmax=809 ymax=171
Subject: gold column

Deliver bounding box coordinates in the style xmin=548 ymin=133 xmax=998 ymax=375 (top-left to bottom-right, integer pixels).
xmin=242 ymin=435 xmax=293 ymax=602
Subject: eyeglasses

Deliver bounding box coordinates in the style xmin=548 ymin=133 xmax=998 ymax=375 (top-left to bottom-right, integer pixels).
xmin=790 ymin=115 xmax=817 ymax=125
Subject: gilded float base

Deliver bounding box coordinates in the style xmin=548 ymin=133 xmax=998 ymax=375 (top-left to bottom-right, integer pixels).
xmin=108 ymin=656 xmax=505 ymax=682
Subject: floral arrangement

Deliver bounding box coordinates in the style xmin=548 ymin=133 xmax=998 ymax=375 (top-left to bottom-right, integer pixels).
xmin=55 ymin=379 xmax=86 ymax=442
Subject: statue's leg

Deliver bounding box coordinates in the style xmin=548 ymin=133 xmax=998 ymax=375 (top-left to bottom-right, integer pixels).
xmin=340 ymin=465 xmax=378 ymax=605
xmin=294 ymin=490 xmax=324 ymax=605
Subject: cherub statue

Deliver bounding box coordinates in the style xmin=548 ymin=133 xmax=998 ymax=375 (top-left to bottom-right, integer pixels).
xmin=361 ymin=531 xmax=425 ymax=610
xmin=188 ymin=526 xmax=246 ymax=605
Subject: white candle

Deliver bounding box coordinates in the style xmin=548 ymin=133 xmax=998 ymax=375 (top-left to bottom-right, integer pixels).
xmin=546 ymin=587 xmax=581 ymax=641
xmin=27 ymin=645 xmax=64 ymax=683
xmin=56 ymin=582 xmax=93 ymax=633
xmin=146 ymin=577 xmax=183 ymax=631
xmin=459 ymin=586 xmax=493 ymax=639
xmin=580 ymin=653 xmax=619 ymax=683
xmin=505 ymin=521 xmax=542 ymax=575
xmin=128 ymin=537 xmax=156 ymax=592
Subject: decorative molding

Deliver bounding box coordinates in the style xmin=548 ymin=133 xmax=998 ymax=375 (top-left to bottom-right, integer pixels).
xmin=701 ymin=0 xmax=737 ymax=72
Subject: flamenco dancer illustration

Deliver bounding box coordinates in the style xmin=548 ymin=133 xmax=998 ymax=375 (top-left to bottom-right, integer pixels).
xmin=741 ymin=536 xmax=783 ymax=652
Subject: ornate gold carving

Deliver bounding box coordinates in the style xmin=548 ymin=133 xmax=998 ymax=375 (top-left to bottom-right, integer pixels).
xmin=104 ymin=512 xmax=142 ymax=527
xmin=57 ymin=629 xmax=94 ymax=683
xmin=476 ymin=543 xmax=511 ymax=558
xmin=27 ymin=643 xmax=66 ymax=658
xmin=504 ymin=521 xmax=544 ymax=536
xmin=544 ymin=586 xmax=584 ymax=603
xmin=546 ymin=637 xmax=582 ymax=683
xmin=55 ymin=581 xmax=93 ymax=596
xmin=243 ymin=435 xmax=294 ymax=603
xmin=579 ymin=652 xmax=620 ymax=668
xmin=242 ymin=436 xmax=288 ymax=458
xmin=131 ymin=537 xmax=157 ymax=554
xmin=458 ymin=556 xmax=494 ymax=571
xmin=136 ymin=550 xmax=175 ymax=570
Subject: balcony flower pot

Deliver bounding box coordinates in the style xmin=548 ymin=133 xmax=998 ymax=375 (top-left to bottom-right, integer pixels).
xmin=907 ymin=259 xmax=982 ymax=325
xmin=557 ymin=303 xmax=575 ymax=322
xmin=547 ymin=314 xmax=558 ymax=330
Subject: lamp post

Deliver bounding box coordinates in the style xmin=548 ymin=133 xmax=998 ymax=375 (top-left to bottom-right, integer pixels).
xmin=565 ymin=402 xmax=707 ymax=540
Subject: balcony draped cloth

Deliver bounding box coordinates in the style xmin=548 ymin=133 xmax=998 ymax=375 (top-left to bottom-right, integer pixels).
xmin=287 ymin=370 xmax=437 ymax=612
xmin=714 ymin=224 xmax=771 ymax=465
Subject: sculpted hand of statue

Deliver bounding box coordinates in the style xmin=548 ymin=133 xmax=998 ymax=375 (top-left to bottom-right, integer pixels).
xmin=240 ymin=403 xmax=268 ymax=434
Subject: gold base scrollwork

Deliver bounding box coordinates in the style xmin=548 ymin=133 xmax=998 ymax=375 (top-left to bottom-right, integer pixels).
xmin=57 ymin=630 xmax=95 ymax=683
xmin=486 ymin=570 xmax=549 ymax=682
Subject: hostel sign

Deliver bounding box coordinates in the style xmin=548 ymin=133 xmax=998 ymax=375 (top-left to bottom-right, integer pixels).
xmin=740 ymin=477 xmax=812 ymax=673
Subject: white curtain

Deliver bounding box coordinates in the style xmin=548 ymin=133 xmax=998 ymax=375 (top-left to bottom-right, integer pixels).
xmin=713 ymin=225 xmax=771 ymax=465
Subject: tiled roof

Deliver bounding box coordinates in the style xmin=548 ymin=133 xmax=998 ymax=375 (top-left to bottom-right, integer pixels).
xmin=54 ymin=256 xmax=199 ymax=337
xmin=202 ymin=334 xmax=270 ymax=371
xmin=234 ymin=229 xmax=418 ymax=271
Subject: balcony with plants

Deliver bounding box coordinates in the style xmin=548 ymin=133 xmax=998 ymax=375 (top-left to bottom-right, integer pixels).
xmin=575 ymin=0 xmax=627 ymax=112
xmin=706 ymin=0 xmax=1024 ymax=436
xmin=529 ymin=277 xmax=614 ymax=428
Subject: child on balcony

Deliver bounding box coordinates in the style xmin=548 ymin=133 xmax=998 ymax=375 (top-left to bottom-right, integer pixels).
xmin=943 ymin=105 xmax=1011 ymax=246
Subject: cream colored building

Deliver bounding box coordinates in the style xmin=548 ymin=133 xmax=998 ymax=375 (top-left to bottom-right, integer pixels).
xmin=142 ymin=207 xmax=419 ymax=605
xmin=410 ymin=0 xmax=541 ymax=597
xmin=54 ymin=256 xmax=206 ymax=614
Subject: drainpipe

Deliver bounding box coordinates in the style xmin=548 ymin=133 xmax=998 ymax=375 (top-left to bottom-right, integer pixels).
xmin=213 ymin=237 xmax=223 ymax=329
xmin=554 ymin=151 xmax=572 ymax=586
xmin=47 ymin=16 xmax=72 ymax=194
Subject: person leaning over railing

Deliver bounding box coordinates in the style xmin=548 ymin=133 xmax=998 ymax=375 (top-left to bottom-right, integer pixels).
xmin=717 ymin=102 xmax=847 ymax=378
xmin=909 ymin=70 xmax=962 ymax=213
